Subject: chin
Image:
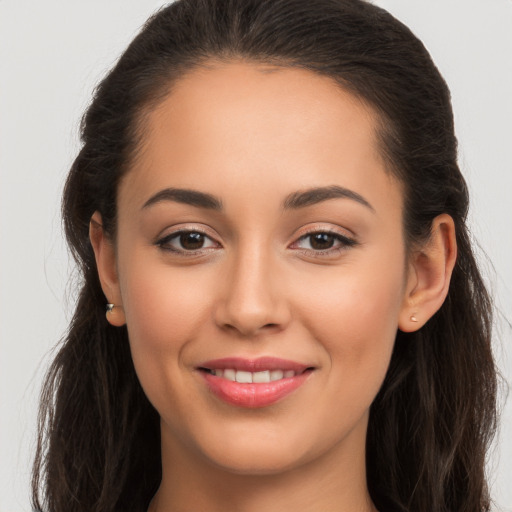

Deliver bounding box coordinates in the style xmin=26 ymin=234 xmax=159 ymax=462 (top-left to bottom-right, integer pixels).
xmin=192 ymin=426 xmax=313 ymax=476
xmin=207 ymin=449 xmax=306 ymax=476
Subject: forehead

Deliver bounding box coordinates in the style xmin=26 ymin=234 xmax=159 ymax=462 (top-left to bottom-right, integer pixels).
xmin=120 ymin=60 xmax=401 ymax=217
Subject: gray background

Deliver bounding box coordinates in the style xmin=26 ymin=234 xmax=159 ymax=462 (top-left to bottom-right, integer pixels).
xmin=1 ymin=1 xmax=511 ymax=510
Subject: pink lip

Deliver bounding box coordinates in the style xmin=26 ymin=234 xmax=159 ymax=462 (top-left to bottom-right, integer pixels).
xmin=197 ymin=357 xmax=314 ymax=409
xmin=198 ymin=356 xmax=310 ymax=373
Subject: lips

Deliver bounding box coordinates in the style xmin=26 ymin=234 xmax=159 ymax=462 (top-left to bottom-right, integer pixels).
xmin=210 ymin=368 xmax=297 ymax=383
xmin=197 ymin=357 xmax=314 ymax=408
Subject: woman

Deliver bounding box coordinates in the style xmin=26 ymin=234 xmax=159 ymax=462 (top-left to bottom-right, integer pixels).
xmin=31 ymin=1 xmax=498 ymax=511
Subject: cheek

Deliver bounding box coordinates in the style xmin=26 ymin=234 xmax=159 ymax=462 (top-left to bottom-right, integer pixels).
xmin=117 ymin=251 xmax=215 ymax=400
xmin=297 ymin=253 xmax=405 ymax=389
xmin=121 ymin=254 xmax=213 ymax=346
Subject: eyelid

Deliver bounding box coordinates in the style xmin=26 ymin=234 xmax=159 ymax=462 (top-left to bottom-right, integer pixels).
xmin=292 ymin=223 xmax=357 ymax=243
xmin=296 ymin=224 xmax=355 ymax=238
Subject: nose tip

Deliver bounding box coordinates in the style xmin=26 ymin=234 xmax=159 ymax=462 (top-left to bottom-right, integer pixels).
xmin=218 ymin=304 xmax=284 ymax=337
xmin=217 ymin=290 xmax=286 ymax=337
xmin=214 ymin=257 xmax=290 ymax=337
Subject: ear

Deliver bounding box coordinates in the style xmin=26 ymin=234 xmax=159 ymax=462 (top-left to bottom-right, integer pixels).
xmin=89 ymin=211 xmax=126 ymax=326
xmin=398 ymin=214 xmax=457 ymax=332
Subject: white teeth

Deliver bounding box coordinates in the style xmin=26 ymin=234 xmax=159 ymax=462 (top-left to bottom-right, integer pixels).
xmin=269 ymin=370 xmax=284 ymax=381
xmin=223 ymin=369 xmax=236 ymax=381
xmin=253 ymin=370 xmax=271 ymax=383
xmin=235 ymin=370 xmax=253 ymax=383
xmin=210 ymin=368 xmax=297 ymax=382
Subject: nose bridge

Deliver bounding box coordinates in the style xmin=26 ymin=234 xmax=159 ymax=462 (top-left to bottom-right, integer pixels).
xmin=215 ymin=237 xmax=287 ymax=336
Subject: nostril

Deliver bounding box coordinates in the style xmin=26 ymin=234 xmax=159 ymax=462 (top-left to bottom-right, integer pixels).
xmin=214 ymin=294 xmax=291 ymax=337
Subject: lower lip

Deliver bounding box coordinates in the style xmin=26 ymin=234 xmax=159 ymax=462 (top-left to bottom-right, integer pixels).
xmin=201 ymin=370 xmax=312 ymax=408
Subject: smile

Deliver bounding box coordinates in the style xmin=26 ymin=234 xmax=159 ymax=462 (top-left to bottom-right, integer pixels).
xmin=205 ymin=368 xmax=297 ymax=382
xmin=197 ymin=357 xmax=314 ymax=408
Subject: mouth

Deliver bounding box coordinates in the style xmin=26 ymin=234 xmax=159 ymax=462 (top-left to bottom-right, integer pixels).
xmin=197 ymin=357 xmax=315 ymax=408
xmin=200 ymin=368 xmax=303 ymax=383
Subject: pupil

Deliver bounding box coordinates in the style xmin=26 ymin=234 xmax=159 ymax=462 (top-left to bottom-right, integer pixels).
xmin=180 ymin=232 xmax=204 ymax=250
xmin=310 ymin=233 xmax=334 ymax=250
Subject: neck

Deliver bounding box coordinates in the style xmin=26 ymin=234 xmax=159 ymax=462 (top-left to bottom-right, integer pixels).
xmin=149 ymin=417 xmax=377 ymax=512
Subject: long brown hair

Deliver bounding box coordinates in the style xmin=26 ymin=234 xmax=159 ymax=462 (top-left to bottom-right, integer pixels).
xmin=32 ymin=1 xmax=498 ymax=511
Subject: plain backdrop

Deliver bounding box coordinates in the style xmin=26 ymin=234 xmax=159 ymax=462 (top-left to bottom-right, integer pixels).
xmin=1 ymin=1 xmax=511 ymax=511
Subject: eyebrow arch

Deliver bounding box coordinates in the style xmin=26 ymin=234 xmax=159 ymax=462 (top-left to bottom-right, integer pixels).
xmin=142 ymin=188 xmax=223 ymax=211
xmin=283 ymin=185 xmax=375 ymax=212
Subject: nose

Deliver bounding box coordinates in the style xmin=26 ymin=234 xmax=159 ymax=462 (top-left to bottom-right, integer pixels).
xmin=213 ymin=246 xmax=291 ymax=337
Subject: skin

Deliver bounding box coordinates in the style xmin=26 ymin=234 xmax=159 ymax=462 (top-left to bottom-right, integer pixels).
xmin=90 ymin=61 xmax=457 ymax=512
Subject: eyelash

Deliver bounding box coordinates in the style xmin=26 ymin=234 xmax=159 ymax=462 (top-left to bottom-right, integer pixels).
xmin=291 ymin=228 xmax=358 ymax=256
xmin=155 ymin=227 xmax=358 ymax=258
xmin=156 ymin=229 xmax=219 ymax=256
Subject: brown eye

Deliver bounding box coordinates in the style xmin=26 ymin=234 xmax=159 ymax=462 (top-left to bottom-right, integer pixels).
xmin=180 ymin=232 xmax=205 ymax=250
xmin=292 ymin=230 xmax=357 ymax=255
xmin=309 ymin=233 xmax=336 ymax=250
xmin=157 ymin=230 xmax=218 ymax=253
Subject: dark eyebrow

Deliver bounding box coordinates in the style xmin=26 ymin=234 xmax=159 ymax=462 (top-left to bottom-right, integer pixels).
xmin=142 ymin=188 xmax=223 ymax=211
xmin=283 ymin=185 xmax=375 ymax=212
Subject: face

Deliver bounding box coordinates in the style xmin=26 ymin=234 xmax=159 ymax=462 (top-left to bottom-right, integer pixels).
xmin=105 ymin=62 xmax=414 ymax=474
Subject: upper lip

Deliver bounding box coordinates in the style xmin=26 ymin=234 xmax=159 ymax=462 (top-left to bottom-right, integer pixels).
xmin=197 ymin=357 xmax=312 ymax=373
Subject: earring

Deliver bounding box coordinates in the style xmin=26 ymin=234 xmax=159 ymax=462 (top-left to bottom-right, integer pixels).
xmin=410 ymin=314 xmax=418 ymax=322
xmin=105 ymin=303 xmax=125 ymax=326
